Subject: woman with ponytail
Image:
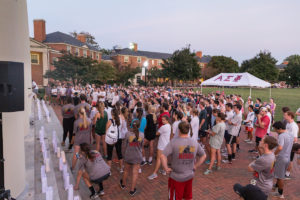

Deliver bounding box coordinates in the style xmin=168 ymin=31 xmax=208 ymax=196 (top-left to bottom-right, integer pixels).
xmin=93 ymin=102 xmax=108 ymax=158
xmin=120 ymin=120 xmax=144 ymax=196
xmin=105 ymin=108 xmax=123 ymax=171
xmin=71 ymin=107 xmax=92 ymax=171
xmin=74 ymin=143 xmax=110 ymax=199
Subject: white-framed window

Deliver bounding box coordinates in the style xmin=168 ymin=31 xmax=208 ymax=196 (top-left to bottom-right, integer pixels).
xmin=152 ymin=60 xmax=154 ymax=65
xmin=124 ymin=56 xmax=129 ymax=63
xmin=75 ymin=48 xmax=79 ymax=56
xmin=90 ymin=51 xmax=94 ymax=59
xmin=137 ymin=57 xmax=141 ymax=63
xmin=67 ymin=45 xmax=71 ymax=53
xmin=83 ymin=49 xmax=87 ymax=57
xmin=31 ymin=53 xmax=39 ymax=64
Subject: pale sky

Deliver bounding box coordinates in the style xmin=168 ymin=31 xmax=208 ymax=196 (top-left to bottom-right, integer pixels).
xmin=27 ymin=0 xmax=300 ymax=64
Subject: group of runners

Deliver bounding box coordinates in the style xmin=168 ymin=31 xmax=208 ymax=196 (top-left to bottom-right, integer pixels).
xmin=42 ymin=82 xmax=300 ymax=200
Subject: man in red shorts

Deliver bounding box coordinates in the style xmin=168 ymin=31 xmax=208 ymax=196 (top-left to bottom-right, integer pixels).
xmin=161 ymin=121 xmax=206 ymax=200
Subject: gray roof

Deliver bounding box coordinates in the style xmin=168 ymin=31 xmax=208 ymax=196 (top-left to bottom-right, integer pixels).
xmin=101 ymin=54 xmax=112 ymax=60
xmin=113 ymin=48 xmax=172 ymax=59
xmin=195 ymin=55 xmax=212 ymax=63
xmin=44 ymin=31 xmax=99 ymax=51
xmin=276 ymin=64 xmax=287 ymax=69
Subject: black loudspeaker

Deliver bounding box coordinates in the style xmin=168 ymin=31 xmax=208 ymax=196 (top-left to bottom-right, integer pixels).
xmin=0 ymin=61 xmax=24 ymax=112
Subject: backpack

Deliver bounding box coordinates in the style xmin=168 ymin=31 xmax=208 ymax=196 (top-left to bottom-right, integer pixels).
xmin=105 ymin=119 xmax=119 ymax=145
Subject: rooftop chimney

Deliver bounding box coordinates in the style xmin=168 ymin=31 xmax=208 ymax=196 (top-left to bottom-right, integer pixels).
xmin=196 ymin=51 xmax=202 ymax=58
xmin=34 ymin=19 xmax=46 ymax=42
xmin=77 ymin=34 xmax=86 ymax=43
xmin=129 ymin=42 xmax=138 ymax=51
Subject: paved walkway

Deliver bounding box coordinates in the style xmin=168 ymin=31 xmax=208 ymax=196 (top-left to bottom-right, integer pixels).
xmin=52 ymin=104 xmax=300 ymax=200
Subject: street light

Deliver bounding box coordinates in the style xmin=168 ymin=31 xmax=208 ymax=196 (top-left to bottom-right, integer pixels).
xmin=143 ymin=61 xmax=149 ymax=87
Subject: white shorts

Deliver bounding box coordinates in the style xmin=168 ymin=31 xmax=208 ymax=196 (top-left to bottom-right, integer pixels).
xmin=157 ymin=140 xmax=168 ymax=151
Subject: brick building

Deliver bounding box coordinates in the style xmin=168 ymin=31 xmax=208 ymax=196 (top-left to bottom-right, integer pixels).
xmin=30 ymin=19 xmax=102 ymax=86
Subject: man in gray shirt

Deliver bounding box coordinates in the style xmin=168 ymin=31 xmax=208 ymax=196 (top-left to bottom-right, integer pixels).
xmin=272 ymin=121 xmax=294 ymax=199
xmin=161 ymin=121 xmax=206 ymax=200
xmin=248 ymin=136 xmax=278 ymax=196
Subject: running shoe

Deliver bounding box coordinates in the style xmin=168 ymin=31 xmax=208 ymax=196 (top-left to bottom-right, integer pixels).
xmin=147 ymin=160 xmax=153 ymax=165
xmin=98 ymin=190 xmax=105 ymax=196
xmin=90 ymin=193 xmax=99 ymax=200
xmin=246 ymin=141 xmax=253 ymax=144
xmin=284 ymin=175 xmax=291 ymax=180
xmin=148 ymin=173 xmax=158 ymax=180
xmin=205 ymin=160 xmax=211 ymax=165
xmin=244 ymin=139 xmax=250 ymax=142
xmin=159 ymin=169 xmax=167 ymax=175
xmin=271 ymin=192 xmax=284 ymax=199
xmin=204 ymin=169 xmax=212 ymax=175
xmin=216 ymin=166 xmax=221 ymax=171
xmin=248 ymin=149 xmax=257 ymax=153
xmin=129 ymin=188 xmax=137 ymax=196
xmin=119 ymin=179 xmax=125 ymax=189
xmin=140 ymin=161 xmax=147 ymax=166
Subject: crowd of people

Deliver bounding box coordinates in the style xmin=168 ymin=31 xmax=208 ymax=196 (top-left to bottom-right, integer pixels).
xmin=41 ymin=82 xmax=300 ymax=200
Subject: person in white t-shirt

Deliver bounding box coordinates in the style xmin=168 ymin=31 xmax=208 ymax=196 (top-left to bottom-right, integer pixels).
xmin=296 ymin=108 xmax=300 ymax=138
xmin=91 ymin=88 xmax=99 ymax=106
xmin=265 ymin=106 xmax=272 ymax=135
xmin=190 ymin=109 xmax=200 ymax=141
xmin=112 ymin=91 xmax=119 ymax=107
xmin=99 ymin=87 xmax=106 ymax=102
xmin=171 ymin=111 xmax=183 ymax=138
xmin=284 ymin=111 xmax=299 ymax=178
xmin=32 ymin=80 xmax=38 ymax=95
xmin=148 ymin=115 xmax=171 ymax=180
xmin=60 ymin=85 xmax=67 ymax=105
xmin=244 ymin=105 xmax=255 ymax=144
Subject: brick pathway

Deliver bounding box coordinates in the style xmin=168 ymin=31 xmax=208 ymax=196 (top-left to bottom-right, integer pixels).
xmin=52 ymin=105 xmax=300 ymax=200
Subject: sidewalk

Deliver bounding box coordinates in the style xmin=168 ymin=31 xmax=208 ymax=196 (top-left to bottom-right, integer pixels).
xmin=52 ymin=104 xmax=300 ymax=200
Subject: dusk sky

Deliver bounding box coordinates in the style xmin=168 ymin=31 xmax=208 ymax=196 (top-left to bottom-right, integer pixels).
xmin=27 ymin=0 xmax=300 ymax=64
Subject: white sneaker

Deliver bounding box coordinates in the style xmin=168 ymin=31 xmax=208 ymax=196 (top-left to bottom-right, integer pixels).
xmin=139 ymin=168 xmax=142 ymax=174
xmin=246 ymin=141 xmax=253 ymax=144
xmin=159 ymin=169 xmax=167 ymax=175
xmin=148 ymin=173 xmax=158 ymax=180
xmin=244 ymin=139 xmax=250 ymax=142
xmin=272 ymin=192 xmax=284 ymax=199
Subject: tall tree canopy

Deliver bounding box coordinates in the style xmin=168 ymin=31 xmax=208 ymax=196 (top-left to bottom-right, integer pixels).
xmin=69 ymin=31 xmax=100 ymax=50
xmin=279 ymin=54 xmax=300 ymax=87
xmin=161 ymin=46 xmax=200 ymax=85
xmin=205 ymin=56 xmax=239 ymax=78
xmin=240 ymin=51 xmax=279 ymax=82
xmin=45 ymin=53 xmax=116 ymax=85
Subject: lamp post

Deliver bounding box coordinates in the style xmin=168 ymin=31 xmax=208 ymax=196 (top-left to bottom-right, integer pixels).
xmin=143 ymin=61 xmax=149 ymax=87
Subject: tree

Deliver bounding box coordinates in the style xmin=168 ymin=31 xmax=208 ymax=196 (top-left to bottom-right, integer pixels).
xmin=280 ymin=54 xmax=300 ymax=87
xmin=69 ymin=31 xmax=100 ymax=50
xmin=161 ymin=45 xmax=200 ymax=85
xmin=205 ymin=56 xmax=239 ymax=78
xmin=115 ymin=65 xmax=141 ymax=85
xmin=45 ymin=53 xmax=97 ymax=85
xmin=240 ymin=51 xmax=279 ymax=82
xmin=86 ymin=62 xmax=116 ymax=84
xmin=148 ymin=66 xmax=163 ymax=84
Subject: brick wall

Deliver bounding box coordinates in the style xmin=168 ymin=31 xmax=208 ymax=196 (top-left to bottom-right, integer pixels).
xmin=31 ymin=51 xmax=43 ymax=85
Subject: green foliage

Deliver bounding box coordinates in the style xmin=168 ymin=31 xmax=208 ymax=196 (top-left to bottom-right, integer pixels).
xmin=161 ymin=45 xmax=200 ymax=85
xmin=148 ymin=66 xmax=163 ymax=82
xmin=44 ymin=53 xmax=116 ymax=85
xmin=280 ymin=54 xmax=300 ymax=86
xmin=207 ymin=56 xmax=239 ymax=77
xmin=240 ymin=51 xmax=279 ymax=82
xmin=69 ymin=31 xmax=100 ymax=50
xmin=115 ymin=65 xmax=141 ymax=85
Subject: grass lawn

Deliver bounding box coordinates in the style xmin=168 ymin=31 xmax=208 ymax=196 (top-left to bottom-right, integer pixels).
xmin=198 ymin=87 xmax=300 ymax=121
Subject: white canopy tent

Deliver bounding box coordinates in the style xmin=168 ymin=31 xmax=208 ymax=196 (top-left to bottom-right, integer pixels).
xmin=201 ymin=72 xmax=272 ymax=97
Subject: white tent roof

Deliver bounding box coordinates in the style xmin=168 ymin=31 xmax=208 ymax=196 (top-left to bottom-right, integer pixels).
xmin=201 ymin=72 xmax=271 ymax=88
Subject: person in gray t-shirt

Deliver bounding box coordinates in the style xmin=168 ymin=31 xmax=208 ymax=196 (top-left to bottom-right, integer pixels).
xmin=120 ymin=120 xmax=144 ymax=196
xmin=74 ymin=143 xmax=110 ymax=199
xmin=272 ymin=121 xmax=294 ymax=199
xmin=161 ymin=121 xmax=206 ymax=200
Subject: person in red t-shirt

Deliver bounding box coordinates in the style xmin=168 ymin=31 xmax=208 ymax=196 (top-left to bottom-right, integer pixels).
xmin=249 ymin=107 xmax=270 ymax=155
xmin=158 ymin=103 xmax=170 ymax=128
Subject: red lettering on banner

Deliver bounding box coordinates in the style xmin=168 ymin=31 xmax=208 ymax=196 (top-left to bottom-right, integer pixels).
xmin=214 ymin=75 xmax=222 ymax=81
xmin=233 ymin=75 xmax=242 ymax=82
xmin=224 ymin=75 xmax=233 ymax=81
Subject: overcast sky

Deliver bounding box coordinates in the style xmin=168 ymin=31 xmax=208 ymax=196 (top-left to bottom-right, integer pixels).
xmin=27 ymin=0 xmax=300 ymax=64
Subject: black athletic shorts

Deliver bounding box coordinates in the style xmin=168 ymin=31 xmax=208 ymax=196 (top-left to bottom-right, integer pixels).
xmin=290 ymin=151 xmax=295 ymax=161
xmin=91 ymin=173 xmax=110 ymax=184
xmin=225 ymin=131 xmax=236 ymax=144
xmin=199 ymin=130 xmax=207 ymax=138
xmin=255 ymin=136 xmax=262 ymax=146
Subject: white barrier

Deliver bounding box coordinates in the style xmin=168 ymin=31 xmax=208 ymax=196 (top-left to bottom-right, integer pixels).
xmin=68 ymin=185 xmax=74 ymax=200
xmin=74 ymin=196 xmax=80 ymax=200
xmin=46 ymin=186 xmax=53 ymax=200
xmin=42 ymin=100 xmax=51 ymax=122
xmin=41 ymin=175 xmax=47 ymax=193
xmin=37 ymin=99 xmax=42 ymax=120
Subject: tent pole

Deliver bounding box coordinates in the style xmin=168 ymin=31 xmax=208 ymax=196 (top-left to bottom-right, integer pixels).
xmin=269 ymin=86 xmax=271 ymax=98
xmin=201 ymin=85 xmax=203 ymax=94
xmin=250 ymin=87 xmax=252 ymax=97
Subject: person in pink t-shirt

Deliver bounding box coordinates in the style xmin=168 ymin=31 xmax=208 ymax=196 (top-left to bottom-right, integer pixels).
xmin=249 ymin=107 xmax=270 ymax=155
